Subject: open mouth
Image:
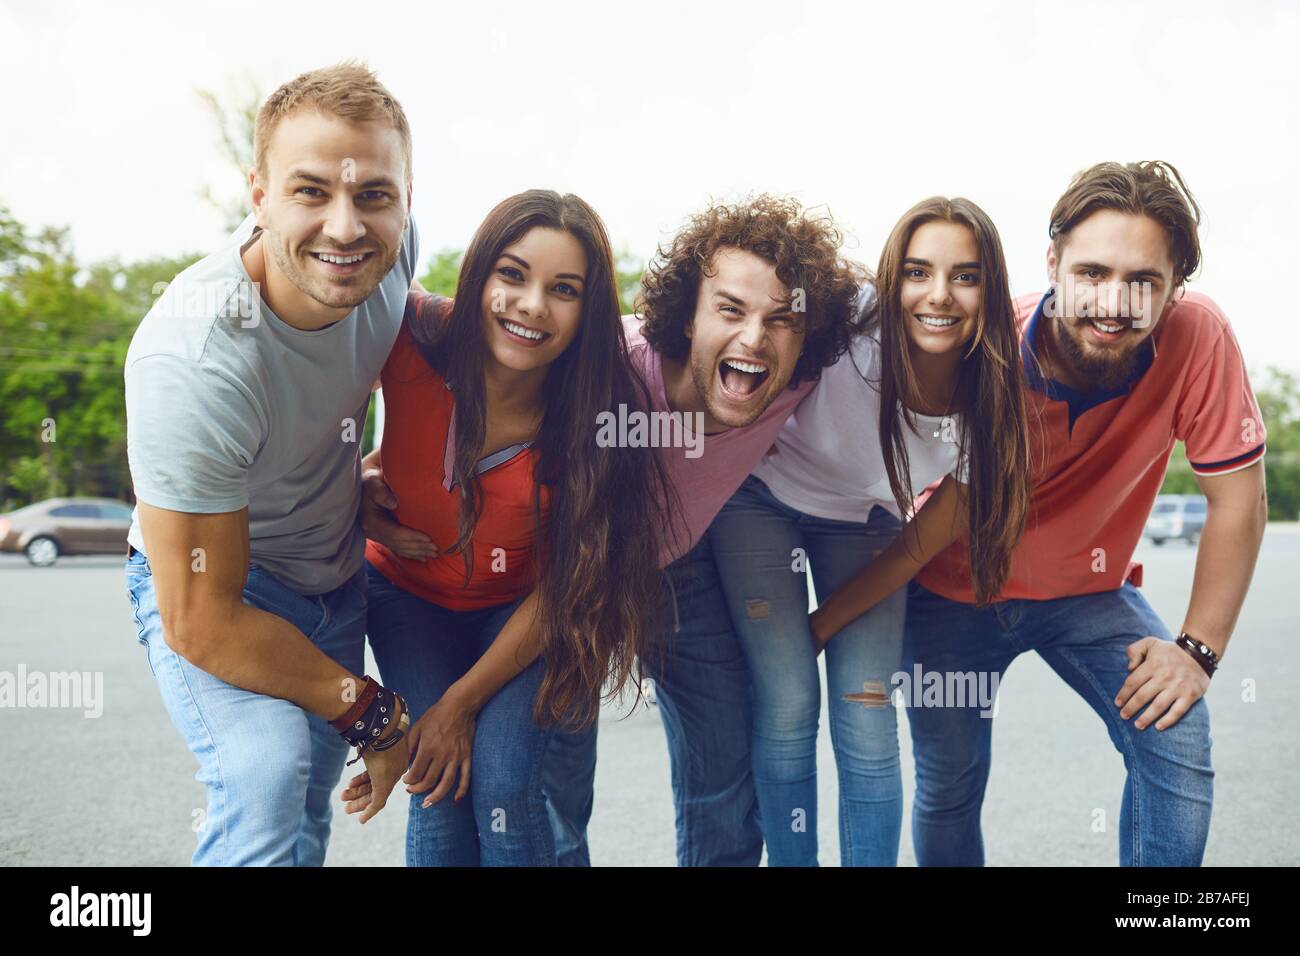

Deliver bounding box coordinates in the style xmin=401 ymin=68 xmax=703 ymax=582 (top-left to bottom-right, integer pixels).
xmin=496 ymin=316 xmax=552 ymax=347
xmin=914 ymin=313 xmax=962 ymax=331
xmin=1085 ymin=317 xmax=1131 ymax=342
xmin=718 ymin=358 xmax=770 ymax=400
xmin=309 ymin=250 xmax=375 ymax=274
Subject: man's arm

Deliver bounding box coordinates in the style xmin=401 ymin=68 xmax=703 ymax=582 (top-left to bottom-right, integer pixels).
xmin=1181 ymin=460 xmax=1268 ymax=657
xmin=136 ymin=501 xmax=358 ymax=719
xmin=810 ymin=476 xmax=966 ymax=653
xmin=1115 ymin=460 xmax=1266 ymax=731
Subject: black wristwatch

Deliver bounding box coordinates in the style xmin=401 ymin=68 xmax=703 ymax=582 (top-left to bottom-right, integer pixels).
xmin=1176 ymin=633 xmax=1219 ymax=678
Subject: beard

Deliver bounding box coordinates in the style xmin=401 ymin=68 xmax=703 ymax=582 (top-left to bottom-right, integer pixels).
xmin=1052 ymin=318 xmax=1143 ymax=391
xmin=264 ymin=226 xmax=401 ymax=312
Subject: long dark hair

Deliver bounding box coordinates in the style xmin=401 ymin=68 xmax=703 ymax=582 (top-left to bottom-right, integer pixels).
xmin=871 ymin=197 xmax=1032 ymax=605
xmin=410 ymin=189 xmax=671 ymax=728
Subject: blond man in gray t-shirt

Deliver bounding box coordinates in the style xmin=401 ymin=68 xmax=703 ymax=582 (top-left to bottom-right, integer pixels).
xmin=124 ymin=63 xmax=419 ymax=865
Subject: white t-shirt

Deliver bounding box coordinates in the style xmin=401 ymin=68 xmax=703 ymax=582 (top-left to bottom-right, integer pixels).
xmin=751 ymin=328 xmax=967 ymax=523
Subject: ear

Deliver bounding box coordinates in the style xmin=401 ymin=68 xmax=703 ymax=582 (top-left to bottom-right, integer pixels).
xmin=1045 ymin=240 xmax=1059 ymax=284
xmin=249 ymin=166 xmax=268 ymax=227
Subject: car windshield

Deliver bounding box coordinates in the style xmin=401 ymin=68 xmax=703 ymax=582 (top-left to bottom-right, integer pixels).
xmin=1152 ymin=502 xmax=1178 ymax=514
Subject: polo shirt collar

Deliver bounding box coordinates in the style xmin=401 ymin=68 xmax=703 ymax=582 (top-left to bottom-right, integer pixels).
xmin=1022 ymin=290 xmax=1156 ymax=433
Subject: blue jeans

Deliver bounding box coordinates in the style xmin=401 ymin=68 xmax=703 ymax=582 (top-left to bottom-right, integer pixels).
xmin=125 ymin=547 xmax=367 ymax=866
xmin=904 ymin=580 xmax=1214 ymax=866
xmin=365 ymin=561 xmax=556 ymax=866
xmin=708 ymin=475 xmax=907 ymax=866
xmin=542 ymin=534 xmax=763 ymax=866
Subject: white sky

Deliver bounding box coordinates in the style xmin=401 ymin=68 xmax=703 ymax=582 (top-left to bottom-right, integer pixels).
xmin=2 ymin=0 xmax=1298 ymax=371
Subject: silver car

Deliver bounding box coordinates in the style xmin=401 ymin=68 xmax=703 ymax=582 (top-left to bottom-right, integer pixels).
xmin=1144 ymin=494 xmax=1208 ymax=546
xmin=0 ymin=497 xmax=135 ymax=566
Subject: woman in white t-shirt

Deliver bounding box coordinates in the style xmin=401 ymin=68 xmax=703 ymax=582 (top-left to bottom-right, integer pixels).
xmin=707 ymin=197 xmax=1033 ymax=866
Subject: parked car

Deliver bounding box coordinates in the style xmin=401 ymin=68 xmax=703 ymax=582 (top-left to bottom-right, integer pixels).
xmin=0 ymin=497 xmax=135 ymax=566
xmin=1143 ymin=494 xmax=1207 ymax=546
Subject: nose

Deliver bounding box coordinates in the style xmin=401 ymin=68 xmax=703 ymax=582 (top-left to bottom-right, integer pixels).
xmin=1099 ymin=280 xmax=1124 ymax=319
xmin=927 ymin=277 xmax=953 ymax=307
xmin=515 ymin=280 xmax=547 ymax=321
xmin=321 ymin=195 xmax=366 ymax=247
xmin=736 ymin=312 xmax=766 ymax=353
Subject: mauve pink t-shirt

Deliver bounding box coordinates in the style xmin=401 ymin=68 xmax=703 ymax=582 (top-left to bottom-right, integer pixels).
xmin=622 ymin=316 xmax=815 ymax=566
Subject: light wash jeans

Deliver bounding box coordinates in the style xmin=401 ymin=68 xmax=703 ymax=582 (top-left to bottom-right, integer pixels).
xmin=125 ymin=546 xmax=367 ymax=866
xmin=904 ymin=580 xmax=1214 ymax=866
xmin=365 ymin=561 xmax=555 ymax=866
xmin=708 ymin=474 xmax=907 ymax=866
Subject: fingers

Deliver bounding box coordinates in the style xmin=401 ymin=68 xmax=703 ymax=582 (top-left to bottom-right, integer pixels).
xmin=1125 ymin=636 xmax=1155 ymax=671
xmin=1114 ymin=661 xmax=1151 ymax=710
xmin=343 ymin=779 xmax=374 ymax=815
xmin=1135 ymin=687 xmax=1178 ymax=731
xmin=362 ymin=473 xmax=399 ymax=510
xmin=1118 ymin=671 xmax=1160 ymax=721
xmin=1154 ymin=695 xmax=1194 ymax=731
xmin=422 ymin=761 xmax=459 ymax=809
xmin=358 ymin=787 xmax=387 ymax=824
xmin=453 ymin=756 xmax=472 ymax=802
xmin=403 ymin=735 xmax=439 ymax=791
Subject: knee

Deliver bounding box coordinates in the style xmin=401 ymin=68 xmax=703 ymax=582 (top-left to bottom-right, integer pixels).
xmin=1127 ymin=697 xmax=1213 ymax=770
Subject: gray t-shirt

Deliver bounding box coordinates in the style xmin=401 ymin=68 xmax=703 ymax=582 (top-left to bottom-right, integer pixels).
xmin=125 ymin=214 xmax=419 ymax=595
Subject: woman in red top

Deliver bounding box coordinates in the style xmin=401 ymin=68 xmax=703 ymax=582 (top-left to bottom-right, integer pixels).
xmin=344 ymin=191 xmax=671 ymax=865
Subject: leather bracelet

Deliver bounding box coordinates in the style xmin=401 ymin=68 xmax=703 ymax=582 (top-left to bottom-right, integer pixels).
xmin=330 ymin=676 xmax=378 ymax=734
xmin=345 ymin=692 xmax=408 ymax=767
xmin=1176 ymin=633 xmax=1218 ymax=678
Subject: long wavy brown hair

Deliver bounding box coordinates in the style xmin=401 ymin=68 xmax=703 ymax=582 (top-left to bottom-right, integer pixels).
xmin=409 ymin=190 xmax=671 ymax=728
xmin=870 ymin=197 xmax=1032 ymax=605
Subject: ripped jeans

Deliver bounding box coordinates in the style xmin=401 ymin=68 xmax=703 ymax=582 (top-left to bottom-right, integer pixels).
xmin=708 ymin=475 xmax=907 ymax=866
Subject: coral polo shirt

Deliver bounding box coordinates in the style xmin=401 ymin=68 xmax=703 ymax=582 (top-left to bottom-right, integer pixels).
xmin=917 ymin=290 xmax=1266 ymax=604
xmin=365 ymin=294 xmax=546 ymax=611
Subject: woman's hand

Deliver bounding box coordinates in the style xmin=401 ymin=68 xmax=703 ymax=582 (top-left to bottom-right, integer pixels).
xmin=403 ymin=688 xmax=478 ymax=808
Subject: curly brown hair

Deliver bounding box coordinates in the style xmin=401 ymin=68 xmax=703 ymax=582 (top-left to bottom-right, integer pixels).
xmin=639 ymin=195 xmax=868 ymax=385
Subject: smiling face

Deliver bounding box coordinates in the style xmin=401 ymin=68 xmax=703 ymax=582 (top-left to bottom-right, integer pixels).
xmin=682 ymin=247 xmax=805 ymax=429
xmin=250 ymin=109 xmax=409 ymax=323
xmin=1046 ymin=209 xmax=1176 ymax=389
xmin=899 ymin=221 xmax=982 ymax=358
xmin=480 ymin=226 xmax=587 ymax=375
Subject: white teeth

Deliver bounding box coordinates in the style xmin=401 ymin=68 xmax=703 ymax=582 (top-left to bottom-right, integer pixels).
xmin=503 ymin=320 xmax=545 ymax=341
xmin=1092 ymin=320 xmax=1123 ymax=333
xmin=316 ymin=252 xmax=366 ymax=264
xmin=918 ymin=315 xmax=959 ymax=328
xmin=722 ymin=360 xmax=767 ymax=374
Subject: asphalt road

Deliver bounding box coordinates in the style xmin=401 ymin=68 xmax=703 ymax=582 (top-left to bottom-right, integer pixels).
xmin=2 ymin=528 xmax=1297 ymax=866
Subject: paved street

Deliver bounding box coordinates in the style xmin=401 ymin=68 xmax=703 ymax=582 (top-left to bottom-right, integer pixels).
xmin=2 ymin=528 xmax=1297 ymax=866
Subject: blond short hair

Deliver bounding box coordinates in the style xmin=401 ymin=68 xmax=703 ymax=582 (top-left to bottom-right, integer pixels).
xmin=253 ymin=61 xmax=412 ymax=180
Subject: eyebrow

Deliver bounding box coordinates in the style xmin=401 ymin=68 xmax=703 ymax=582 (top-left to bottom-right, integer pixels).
xmin=500 ymin=252 xmax=584 ymax=282
xmin=285 ymin=170 xmax=399 ymax=191
xmin=902 ymin=257 xmax=981 ymax=270
xmin=714 ymin=289 xmax=795 ymax=315
xmin=1074 ymin=261 xmax=1166 ymax=281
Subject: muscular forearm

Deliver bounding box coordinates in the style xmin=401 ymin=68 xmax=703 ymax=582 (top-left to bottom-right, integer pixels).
xmin=1181 ymin=465 xmax=1268 ymax=657
xmin=177 ymin=601 xmax=358 ymax=721
xmin=445 ymin=588 xmax=544 ymax=712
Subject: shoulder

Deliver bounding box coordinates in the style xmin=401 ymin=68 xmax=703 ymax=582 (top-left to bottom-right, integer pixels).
xmin=125 ymin=241 xmax=255 ymax=370
xmin=1157 ymin=290 xmax=1232 ymax=340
